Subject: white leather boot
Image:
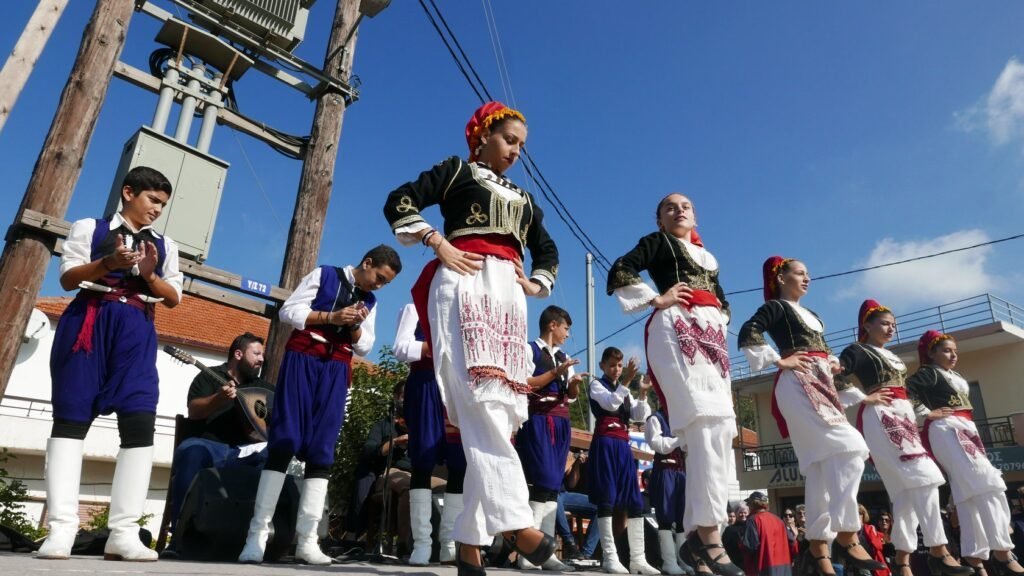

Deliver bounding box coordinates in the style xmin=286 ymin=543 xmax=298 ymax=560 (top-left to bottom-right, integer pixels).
xmin=658 ymin=530 xmax=685 ymax=574
xmin=407 ymin=488 xmax=433 ymax=566
xmin=237 ymin=470 xmax=286 ymax=563
xmin=600 ymin=516 xmax=628 ymax=574
xmin=627 ymin=517 xmax=660 ymax=575
xmin=103 ymin=446 xmax=158 ymax=561
xmin=673 ymin=532 xmax=696 ymax=575
xmin=539 ymin=500 xmax=572 ymax=570
xmin=36 ymin=438 xmax=84 ymax=559
xmin=518 ymin=500 xmax=546 ymax=569
xmin=438 ymin=492 xmax=463 ymax=563
xmin=294 ymin=478 xmax=332 ymax=565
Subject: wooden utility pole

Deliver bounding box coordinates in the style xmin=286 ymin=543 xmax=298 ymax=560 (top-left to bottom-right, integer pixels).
xmin=0 ymin=0 xmax=70 ymax=134
xmin=263 ymin=0 xmax=362 ymax=383
xmin=0 ymin=0 xmax=134 ymax=399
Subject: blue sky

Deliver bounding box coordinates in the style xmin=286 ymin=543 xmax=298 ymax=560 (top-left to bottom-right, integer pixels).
xmin=2 ymin=2 xmax=1023 ymax=368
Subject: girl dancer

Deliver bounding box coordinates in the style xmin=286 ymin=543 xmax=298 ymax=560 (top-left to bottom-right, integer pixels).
xmin=836 ymin=301 xmax=970 ymax=576
xmin=607 ymin=193 xmax=740 ymax=576
xmin=908 ymin=331 xmax=1024 ymax=576
xmin=383 ymin=101 xmax=560 ymax=576
xmin=737 ymin=257 xmax=883 ymax=576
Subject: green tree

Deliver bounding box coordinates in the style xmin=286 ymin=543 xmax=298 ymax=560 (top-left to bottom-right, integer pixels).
xmin=328 ymin=346 xmax=408 ymax=510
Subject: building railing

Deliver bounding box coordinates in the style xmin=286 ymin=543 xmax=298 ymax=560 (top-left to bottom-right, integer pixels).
xmin=739 ymin=415 xmax=1017 ymax=472
xmin=0 ymin=394 xmax=177 ymax=436
xmin=730 ymin=294 xmax=1024 ymax=381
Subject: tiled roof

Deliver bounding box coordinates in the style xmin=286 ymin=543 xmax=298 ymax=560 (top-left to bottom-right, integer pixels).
xmin=35 ymin=295 xmax=371 ymax=368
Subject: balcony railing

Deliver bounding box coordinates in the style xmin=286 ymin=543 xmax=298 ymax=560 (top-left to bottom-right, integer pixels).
xmin=730 ymin=294 xmax=1024 ymax=382
xmin=0 ymin=394 xmax=177 ymax=436
xmin=740 ymin=416 xmax=1017 ymax=472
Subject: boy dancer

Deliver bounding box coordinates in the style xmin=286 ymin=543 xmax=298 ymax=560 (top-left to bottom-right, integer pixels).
xmin=517 ymin=305 xmax=587 ymax=570
xmin=588 ymin=348 xmax=660 ymax=575
xmin=238 ymin=245 xmax=401 ymax=565
xmin=38 ymin=166 xmax=183 ymax=561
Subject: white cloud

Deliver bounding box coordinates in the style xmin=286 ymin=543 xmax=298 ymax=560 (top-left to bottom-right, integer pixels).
xmin=840 ymin=230 xmax=1002 ymax=309
xmin=954 ymin=57 xmax=1024 ymax=146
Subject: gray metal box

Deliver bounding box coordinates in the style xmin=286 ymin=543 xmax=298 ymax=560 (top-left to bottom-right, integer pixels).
xmin=105 ymin=127 xmax=229 ymax=262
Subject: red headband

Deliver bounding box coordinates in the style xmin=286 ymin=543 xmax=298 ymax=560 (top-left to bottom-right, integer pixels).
xmin=857 ymin=299 xmax=891 ymax=343
xmin=762 ymin=256 xmax=793 ymax=302
xmin=465 ymin=101 xmax=526 ymax=162
xmin=917 ymin=329 xmax=953 ymax=366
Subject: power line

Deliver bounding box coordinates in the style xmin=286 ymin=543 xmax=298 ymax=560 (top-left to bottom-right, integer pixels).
xmin=417 ymin=0 xmax=614 ymax=271
xmin=570 ymin=231 xmax=1024 ymax=356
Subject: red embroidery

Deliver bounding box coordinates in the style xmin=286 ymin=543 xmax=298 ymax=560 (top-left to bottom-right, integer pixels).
xmin=956 ymin=428 xmax=986 ymax=459
xmin=879 ymin=411 xmax=929 ymax=461
xmin=795 ymin=361 xmax=846 ymax=426
xmin=672 ymin=317 xmax=730 ymax=377
xmin=460 ymin=293 xmax=530 ymax=394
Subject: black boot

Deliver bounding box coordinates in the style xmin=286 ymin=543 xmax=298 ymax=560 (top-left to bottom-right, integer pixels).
xmin=505 ymin=529 xmax=558 ymax=567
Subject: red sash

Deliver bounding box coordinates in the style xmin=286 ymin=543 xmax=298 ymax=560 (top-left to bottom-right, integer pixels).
xmin=410 ymin=234 xmax=522 ymax=349
xmin=285 ymin=328 xmax=354 ymax=363
xmin=72 ymin=285 xmax=155 ymax=354
xmin=594 ymin=415 xmax=630 ymax=440
xmin=686 ymin=289 xmax=723 ymax=309
xmin=771 ymin=350 xmax=831 ymax=439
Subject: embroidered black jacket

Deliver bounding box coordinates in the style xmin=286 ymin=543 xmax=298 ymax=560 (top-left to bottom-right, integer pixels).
xmin=606 ymin=231 xmax=730 ymax=317
xmin=383 ymin=156 xmax=558 ymax=286
xmin=835 ymin=343 xmax=906 ymax=394
xmin=906 ymin=366 xmax=973 ymax=411
xmin=737 ymin=299 xmax=831 ymax=355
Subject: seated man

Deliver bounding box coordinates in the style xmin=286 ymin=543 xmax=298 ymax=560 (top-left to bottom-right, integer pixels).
xmin=556 ymin=450 xmax=601 ymax=563
xmin=363 ymin=380 xmax=446 ymax=559
xmin=168 ymin=332 xmax=274 ymax=541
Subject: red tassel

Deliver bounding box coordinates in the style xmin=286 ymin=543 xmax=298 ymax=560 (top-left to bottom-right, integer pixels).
xmin=71 ymin=298 xmax=100 ymax=354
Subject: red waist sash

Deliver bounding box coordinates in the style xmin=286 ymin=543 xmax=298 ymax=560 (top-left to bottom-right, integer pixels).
xmin=594 ymin=415 xmax=630 ymax=441
xmin=72 ymin=288 xmax=155 ymax=354
xmin=285 ymin=328 xmax=353 ymax=363
xmin=684 ymin=289 xmax=722 ymax=310
xmin=771 ymin=350 xmax=831 ymax=439
xmin=411 ymin=234 xmax=522 ymax=348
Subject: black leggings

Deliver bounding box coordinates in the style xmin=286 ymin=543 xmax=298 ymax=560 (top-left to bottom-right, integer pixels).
xmin=51 ymin=412 xmax=155 ymax=448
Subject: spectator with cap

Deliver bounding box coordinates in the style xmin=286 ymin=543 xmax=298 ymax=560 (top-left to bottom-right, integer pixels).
xmin=740 ymin=491 xmax=794 ymax=576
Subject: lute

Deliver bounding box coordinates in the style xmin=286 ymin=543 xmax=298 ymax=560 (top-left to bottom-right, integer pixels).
xmin=162 ymin=345 xmax=273 ymax=443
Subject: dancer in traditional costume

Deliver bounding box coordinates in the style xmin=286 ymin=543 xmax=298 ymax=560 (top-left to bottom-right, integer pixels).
xmin=38 ymin=166 xmax=182 ymax=562
xmin=607 ymin=193 xmax=740 ymax=576
xmin=238 ymin=246 xmax=401 ymax=565
xmin=908 ymin=331 xmax=1024 ymax=576
xmin=836 ymin=301 xmax=971 ymax=576
xmin=393 ymin=302 xmax=468 ymax=565
xmin=646 ymin=408 xmax=695 ymax=575
xmin=382 ymin=101 xmax=560 ymax=576
xmin=737 ymin=257 xmax=883 ymax=576
xmin=517 ymin=305 xmax=583 ymax=571
xmin=587 ymin=349 xmax=660 ymax=575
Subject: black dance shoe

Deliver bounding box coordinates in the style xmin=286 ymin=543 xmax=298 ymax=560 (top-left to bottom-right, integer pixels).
xmin=992 ymin=553 xmax=1024 ymax=576
xmin=806 ymin=551 xmax=837 ymax=576
xmin=456 ymin=543 xmax=487 ymax=576
xmin=837 ymin=542 xmax=885 ymax=571
xmin=928 ymin=554 xmax=975 ymax=576
xmin=506 ymin=530 xmax=558 ymax=567
xmin=685 ymin=532 xmax=745 ymax=576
